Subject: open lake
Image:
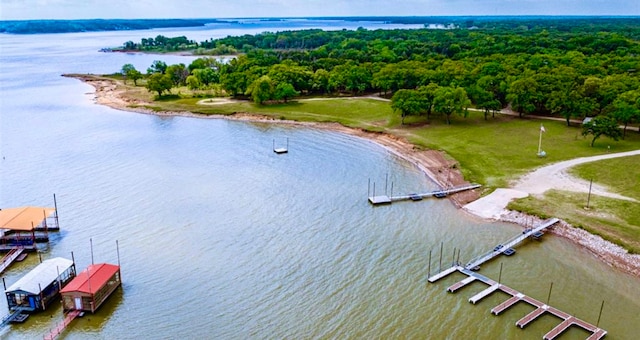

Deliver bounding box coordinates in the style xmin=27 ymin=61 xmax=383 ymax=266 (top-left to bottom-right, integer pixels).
xmin=0 ymin=19 xmax=638 ymax=339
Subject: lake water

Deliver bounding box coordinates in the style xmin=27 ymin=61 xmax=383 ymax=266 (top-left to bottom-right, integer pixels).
xmin=0 ymin=20 xmax=638 ymax=340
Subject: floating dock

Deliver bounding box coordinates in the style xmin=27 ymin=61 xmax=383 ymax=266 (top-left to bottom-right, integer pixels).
xmin=464 ymin=218 xmax=559 ymax=270
xmin=368 ymin=183 xmax=481 ymax=205
xmin=429 ymin=266 xmax=607 ymax=340
xmin=273 ymin=138 xmax=288 ymax=154
xmin=427 ymin=218 xmax=606 ymax=340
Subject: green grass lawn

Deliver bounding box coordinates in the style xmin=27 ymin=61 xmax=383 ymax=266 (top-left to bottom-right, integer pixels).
xmin=569 ymin=155 xmax=640 ymax=201
xmin=115 ymin=78 xmax=640 ymax=252
xmin=508 ymin=190 xmax=640 ymax=254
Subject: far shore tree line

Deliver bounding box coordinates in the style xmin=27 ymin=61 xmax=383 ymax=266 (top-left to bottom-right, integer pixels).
xmin=118 ymin=20 xmax=640 ymax=143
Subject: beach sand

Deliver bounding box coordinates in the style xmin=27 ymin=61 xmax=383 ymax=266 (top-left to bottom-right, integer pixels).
xmin=68 ymin=74 xmax=640 ymax=278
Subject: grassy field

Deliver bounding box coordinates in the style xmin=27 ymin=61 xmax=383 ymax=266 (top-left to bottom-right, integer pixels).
xmin=113 ymin=78 xmax=640 ymax=251
xmin=508 ymin=190 xmax=640 ymax=254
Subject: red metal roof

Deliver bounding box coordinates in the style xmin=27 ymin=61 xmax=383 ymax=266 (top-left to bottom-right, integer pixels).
xmin=60 ymin=263 xmax=120 ymax=294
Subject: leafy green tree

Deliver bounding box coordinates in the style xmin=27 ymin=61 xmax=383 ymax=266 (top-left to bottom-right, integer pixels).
xmin=246 ymin=75 xmax=274 ymax=105
xmin=612 ymin=90 xmax=640 ymax=138
xmin=547 ymin=88 xmax=591 ymax=126
xmin=312 ymin=69 xmax=331 ymax=94
xmin=192 ymin=68 xmax=219 ymax=86
xmin=147 ymin=60 xmax=167 ymax=74
xmin=274 ymin=82 xmax=299 ymax=103
xmin=582 ymin=116 xmax=623 ymax=147
xmin=416 ymin=83 xmax=439 ymax=121
xmin=165 ymin=63 xmax=189 ymax=86
xmin=506 ymin=76 xmax=540 ymax=118
xmin=145 ymin=73 xmax=173 ymax=97
xmin=186 ymin=75 xmax=202 ymax=90
xmin=433 ymin=86 xmax=471 ymax=125
xmin=391 ymin=89 xmax=423 ymax=125
xmin=121 ymin=64 xmax=142 ymax=85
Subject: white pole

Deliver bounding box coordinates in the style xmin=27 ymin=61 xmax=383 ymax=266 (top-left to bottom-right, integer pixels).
xmin=538 ymin=125 xmax=543 ymax=155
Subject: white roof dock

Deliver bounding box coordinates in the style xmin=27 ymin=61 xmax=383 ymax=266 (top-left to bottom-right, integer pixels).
xmin=6 ymin=257 xmax=74 ymax=295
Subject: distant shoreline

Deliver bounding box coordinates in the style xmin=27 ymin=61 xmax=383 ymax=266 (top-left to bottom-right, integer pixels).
xmin=66 ymin=73 xmax=640 ymax=279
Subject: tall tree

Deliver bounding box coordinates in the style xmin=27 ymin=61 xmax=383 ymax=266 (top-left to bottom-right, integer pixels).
xmin=582 ymin=116 xmax=623 ymax=147
xmin=246 ymin=75 xmax=274 ymax=105
xmin=433 ymin=86 xmax=471 ymax=125
xmin=506 ymin=76 xmax=539 ymax=118
xmin=391 ymin=89 xmax=423 ymax=125
xmin=612 ymin=90 xmax=640 ymax=138
xmin=145 ymin=73 xmax=173 ymax=97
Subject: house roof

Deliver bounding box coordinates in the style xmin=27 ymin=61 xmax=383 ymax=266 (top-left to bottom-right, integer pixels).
xmin=61 ymin=263 xmax=120 ymax=295
xmin=6 ymin=257 xmax=74 ymax=295
xmin=0 ymin=206 xmax=55 ymax=231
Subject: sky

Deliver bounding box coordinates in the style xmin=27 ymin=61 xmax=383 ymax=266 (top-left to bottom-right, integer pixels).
xmin=1 ymin=0 xmax=639 ymax=20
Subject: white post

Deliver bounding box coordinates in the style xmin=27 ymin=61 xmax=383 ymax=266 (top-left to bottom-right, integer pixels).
xmin=538 ymin=125 xmax=543 ymax=155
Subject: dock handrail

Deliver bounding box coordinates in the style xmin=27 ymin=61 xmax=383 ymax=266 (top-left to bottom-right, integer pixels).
xmin=464 ymin=218 xmax=559 ymax=269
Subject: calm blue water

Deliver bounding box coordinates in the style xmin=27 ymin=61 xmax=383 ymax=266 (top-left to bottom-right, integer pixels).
xmin=0 ymin=20 xmax=639 ymax=340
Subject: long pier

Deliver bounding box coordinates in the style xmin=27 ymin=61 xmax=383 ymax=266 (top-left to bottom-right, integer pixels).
xmin=43 ymin=310 xmax=81 ymax=340
xmin=464 ymin=218 xmax=559 ymax=270
xmin=429 ymin=266 xmax=607 ymax=340
xmin=368 ymin=183 xmax=481 ymax=205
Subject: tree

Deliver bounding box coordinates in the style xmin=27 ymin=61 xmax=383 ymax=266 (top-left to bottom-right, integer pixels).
xmin=581 ymin=116 xmax=623 ymax=147
xmin=547 ymin=88 xmax=591 ymax=126
xmin=391 ymin=89 xmax=423 ymax=125
xmin=274 ymin=82 xmax=299 ymax=103
xmin=506 ymin=76 xmax=539 ymax=118
xmin=246 ymin=75 xmax=274 ymax=105
xmin=165 ymin=63 xmax=189 ymax=86
xmin=145 ymin=73 xmax=173 ymax=97
xmin=147 ymin=60 xmax=167 ymax=74
xmin=433 ymin=86 xmax=471 ymax=125
xmin=121 ymin=64 xmax=142 ymax=85
xmin=612 ymin=90 xmax=640 ymax=138
xmin=416 ymin=83 xmax=439 ymax=121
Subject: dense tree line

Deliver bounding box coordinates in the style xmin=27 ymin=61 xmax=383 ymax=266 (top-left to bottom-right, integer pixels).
xmin=120 ymin=18 xmax=640 ymax=132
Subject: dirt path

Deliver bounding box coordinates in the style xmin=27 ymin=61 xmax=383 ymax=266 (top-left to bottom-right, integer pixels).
xmin=464 ymin=149 xmax=640 ymax=219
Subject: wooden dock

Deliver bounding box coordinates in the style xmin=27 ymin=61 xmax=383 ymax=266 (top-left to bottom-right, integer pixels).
xmin=0 ymin=247 xmax=24 ymax=274
xmin=429 ymin=265 xmax=607 ymax=339
xmin=464 ymin=218 xmax=559 ymax=270
xmin=43 ymin=310 xmax=81 ymax=340
xmin=368 ymin=183 xmax=481 ymax=205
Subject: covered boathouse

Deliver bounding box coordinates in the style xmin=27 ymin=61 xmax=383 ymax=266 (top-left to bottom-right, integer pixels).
xmin=60 ymin=263 xmax=121 ymax=313
xmin=0 ymin=206 xmax=59 ymax=251
xmin=4 ymin=257 xmax=76 ymax=312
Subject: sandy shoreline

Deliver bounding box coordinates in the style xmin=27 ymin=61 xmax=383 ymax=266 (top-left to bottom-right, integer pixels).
xmin=68 ymin=74 xmax=640 ymax=278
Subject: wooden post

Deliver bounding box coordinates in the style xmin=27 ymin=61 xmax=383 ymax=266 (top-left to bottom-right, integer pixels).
xmin=596 ymin=300 xmax=605 ymax=327
xmin=439 ymin=242 xmax=443 ymax=272
xmin=54 ymin=193 xmax=59 ymax=229
xmin=451 ymin=247 xmax=456 ymax=266
xmin=498 ymin=262 xmax=503 ymax=284
xmin=586 ymin=179 xmax=593 ymax=209
xmin=116 ymin=240 xmax=121 ymax=267
xmin=90 ymin=238 xmax=94 ymax=265
xmin=428 ymin=250 xmax=432 ymax=277
xmin=547 ymin=282 xmax=553 ymax=305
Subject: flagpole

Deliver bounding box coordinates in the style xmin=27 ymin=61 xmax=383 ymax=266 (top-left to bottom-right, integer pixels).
xmin=538 ymin=124 xmax=543 ymax=155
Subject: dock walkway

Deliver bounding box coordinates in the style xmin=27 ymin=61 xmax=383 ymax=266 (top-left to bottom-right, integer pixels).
xmin=368 ymin=183 xmax=481 ymax=205
xmin=0 ymin=247 xmax=24 ymax=274
xmin=464 ymin=218 xmax=559 ymax=270
xmin=43 ymin=310 xmax=81 ymax=340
